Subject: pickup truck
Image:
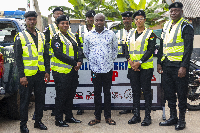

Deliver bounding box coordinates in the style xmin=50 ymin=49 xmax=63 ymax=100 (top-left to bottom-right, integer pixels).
xmin=0 ymin=18 xmax=25 ymax=119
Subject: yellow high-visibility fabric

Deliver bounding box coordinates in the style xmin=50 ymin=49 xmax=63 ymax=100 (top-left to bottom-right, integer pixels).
xmin=15 ymin=30 xmax=45 ymax=76
xmin=51 ymin=32 xmax=75 ymax=74
xmin=128 ymin=28 xmax=153 ymax=69
xmin=161 ymin=18 xmax=185 ymax=61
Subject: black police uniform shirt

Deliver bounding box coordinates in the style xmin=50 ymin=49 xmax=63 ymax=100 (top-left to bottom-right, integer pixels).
xmin=14 ymin=28 xmax=50 ymax=78
xmin=51 ymin=32 xmax=83 ymax=75
xmin=125 ymin=30 xmax=156 ymax=63
xmin=157 ymin=21 xmax=194 ymax=68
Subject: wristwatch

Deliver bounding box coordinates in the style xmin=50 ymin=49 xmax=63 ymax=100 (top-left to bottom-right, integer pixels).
xmin=139 ymin=60 xmax=142 ymax=64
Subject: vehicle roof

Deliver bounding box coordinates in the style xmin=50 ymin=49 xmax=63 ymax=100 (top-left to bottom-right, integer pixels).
xmin=0 ymin=18 xmax=26 ymax=32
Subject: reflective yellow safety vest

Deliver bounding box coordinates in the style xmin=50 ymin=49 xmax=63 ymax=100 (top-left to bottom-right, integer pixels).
xmin=51 ymin=31 xmax=75 ymax=74
xmin=49 ymin=23 xmax=77 ymax=55
xmin=161 ymin=17 xmax=186 ymax=62
xmin=15 ymin=29 xmax=45 ymax=76
xmin=128 ymin=28 xmax=153 ymax=69
xmin=116 ymin=28 xmax=134 ymax=54
xmin=79 ymin=25 xmax=95 ymax=44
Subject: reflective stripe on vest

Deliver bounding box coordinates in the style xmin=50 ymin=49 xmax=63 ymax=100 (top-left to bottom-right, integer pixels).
xmin=68 ymin=31 xmax=77 ymax=43
xmin=49 ymin=23 xmax=59 ymax=55
xmin=161 ymin=18 xmax=185 ymax=61
xmin=18 ymin=30 xmax=45 ymax=76
xmin=51 ymin=32 xmax=75 ymax=74
xmin=128 ymin=28 xmax=153 ymax=69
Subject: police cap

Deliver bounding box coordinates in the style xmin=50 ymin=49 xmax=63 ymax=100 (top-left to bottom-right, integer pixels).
xmin=24 ymin=11 xmax=37 ymax=18
xmin=121 ymin=11 xmax=133 ymax=17
xmin=85 ymin=10 xmax=96 ymax=17
xmin=56 ymin=15 xmax=69 ymax=24
xmin=53 ymin=7 xmax=63 ymax=13
xmin=133 ymin=10 xmax=146 ymax=18
xmin=169 ymin=2 xmax=183 ymax=9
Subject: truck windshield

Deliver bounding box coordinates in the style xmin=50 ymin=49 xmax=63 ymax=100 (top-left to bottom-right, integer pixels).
xmin=0 ymin=23 xmax=16 ymax=43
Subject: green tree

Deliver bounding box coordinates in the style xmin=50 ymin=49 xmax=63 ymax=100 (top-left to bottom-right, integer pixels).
xmin=48 ymin=0 xmax=168 ymax=28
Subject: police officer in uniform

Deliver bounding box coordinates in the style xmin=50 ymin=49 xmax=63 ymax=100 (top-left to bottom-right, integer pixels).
xmin=51 ymin=15 xmax=82 ymax=127
xmin=44 ymin=7 xmax=63 ymax=48
xmin=157 ymin=2 xmax=194 ymax=130
xmin=43 ymin=7 xmax=77 ymax=117
xmin=76 ymin=10 xmax=95 ymax=49
xmin=44 ymin=7 xmax=76 ymax=53
xmin=75 ymin=10 xmax=96 ymax=115
xmin=117 ymin=11 xmax=134 ymax=114
xmin=14 ymin=11 xmax=50 ymax=133
xmin=126 ymin=10 xmax=156 ymax=126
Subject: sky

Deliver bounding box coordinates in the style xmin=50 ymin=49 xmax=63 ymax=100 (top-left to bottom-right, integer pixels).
xmin=0 ymin=0 xmax=159 ymax=17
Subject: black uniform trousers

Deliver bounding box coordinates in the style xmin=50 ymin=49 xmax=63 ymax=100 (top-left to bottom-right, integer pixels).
xmin=162 ymin=65 xmax=189 ymax=113
xmin=53 ymin=69 xmax=78 ymax=121
xmin=128 ymin=68 xmax=153 ymax=115
xmin=20 ymin=72 xmax=46 ymax=126
xmin=91 ymin=70 xmax=113 ymax=120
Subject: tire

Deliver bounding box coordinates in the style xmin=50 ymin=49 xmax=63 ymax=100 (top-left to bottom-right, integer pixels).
xmin=187 ymin=103 xmax=200 ymax=111
xmin=6 ymin=90 xmax=20 ymax=120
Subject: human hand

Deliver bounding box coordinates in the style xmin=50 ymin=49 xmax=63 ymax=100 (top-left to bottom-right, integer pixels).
xmin=157 ymin=64 xmax=163 ymax=74
xmin=178 ymin=67 xmax=186 ymax=78
xmin=20 ymin=77 xmax=28 ymax=87
xmin=74 ymin=62 xmax=82 ymax=71
xmin=44 ymin=73 xmax=50 ymax=83
xmin=132 ymin=62 xmax=141 ymax=71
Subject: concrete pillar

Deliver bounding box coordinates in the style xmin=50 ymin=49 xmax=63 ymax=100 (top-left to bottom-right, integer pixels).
xmin=48 ymin=15 xmax=52 ymax=24
xmin=36 ymin=12 xmax=43 ymax=31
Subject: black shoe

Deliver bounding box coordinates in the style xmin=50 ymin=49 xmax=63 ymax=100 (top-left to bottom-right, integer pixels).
xmin=64 ymin=117 xmax=82 ymax=123
xmin=128 ymin=116 xmax=141 ymax=124
xmin=77 ymin=110 xmax=84 ymax=115
xmin=119 ymin=110 xmax=131 ymax=114
xmin=55 ymin=120 xmax=69 ymax=127
xmin=34 ymin=121 xmax=48 ymax=130
xmin=159 ymin=117 xmax=178 ymax=126
xmin=175 ymin=120 xmax=186 ymax=130
xmin=141 ymin=116 xmax=151 ymax=126
xmin=20 ymin=125 xmax=29 ymax=133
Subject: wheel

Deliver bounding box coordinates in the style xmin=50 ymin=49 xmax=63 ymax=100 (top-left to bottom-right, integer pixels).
xmin=187 ymin=103 xmax=200 ymax=111
xmin=187 ymin=85 xmax=200 ymax=111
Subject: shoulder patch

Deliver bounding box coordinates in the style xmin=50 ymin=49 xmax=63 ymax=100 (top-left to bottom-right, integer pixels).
xmin=54 ymin=42 xmax=60 ymax=48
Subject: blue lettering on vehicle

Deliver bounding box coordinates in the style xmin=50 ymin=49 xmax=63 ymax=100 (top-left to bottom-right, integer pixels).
xmin=80 ymin=61 xmax=128 ymax=70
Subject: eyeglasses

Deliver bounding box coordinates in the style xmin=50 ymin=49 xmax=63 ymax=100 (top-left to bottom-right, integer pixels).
xmin=134 ymin=18 xmax=145 ymax=21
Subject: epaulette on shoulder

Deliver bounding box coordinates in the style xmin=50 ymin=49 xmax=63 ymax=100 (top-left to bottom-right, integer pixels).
xmin=183 ymin=20 xmax=193 ymax=27
xmin=183 ymin=20 xmax=189 ymax=25
xmin=53 ymin=33 xmax=59 ymax=39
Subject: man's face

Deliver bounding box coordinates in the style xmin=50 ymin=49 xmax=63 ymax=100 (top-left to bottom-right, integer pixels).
xmin=53 ymin=11 xmax=63 ymax=20
xmin=58 ymin=21 xmax=69 ymax=33
xmin=170 ymin=8 xmax=183 ymax=21
xmin=134 ymin=15 xmax=145 ymax=28
xmin=25 ymin=17 xmax=37 ymax=29
xmin=86 ymin=16 xmax=94 ymax=25
xmin=122 ymin=17 xmax=133 ymax=28
xmin=94 ymin=15 xmax=105 ymax=32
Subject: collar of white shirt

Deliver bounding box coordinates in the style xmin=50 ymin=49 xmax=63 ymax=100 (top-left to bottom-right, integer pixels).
xmin=91 ymin=27 xmax=108 ymax=34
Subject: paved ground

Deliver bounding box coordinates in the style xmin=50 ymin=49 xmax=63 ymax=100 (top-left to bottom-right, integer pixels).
xmin=0 ymin=102 xmax=200 ymax=133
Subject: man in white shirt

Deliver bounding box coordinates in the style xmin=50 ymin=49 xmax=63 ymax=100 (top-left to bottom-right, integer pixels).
xmin=84 ymin=13 xmax=118 ymax=126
